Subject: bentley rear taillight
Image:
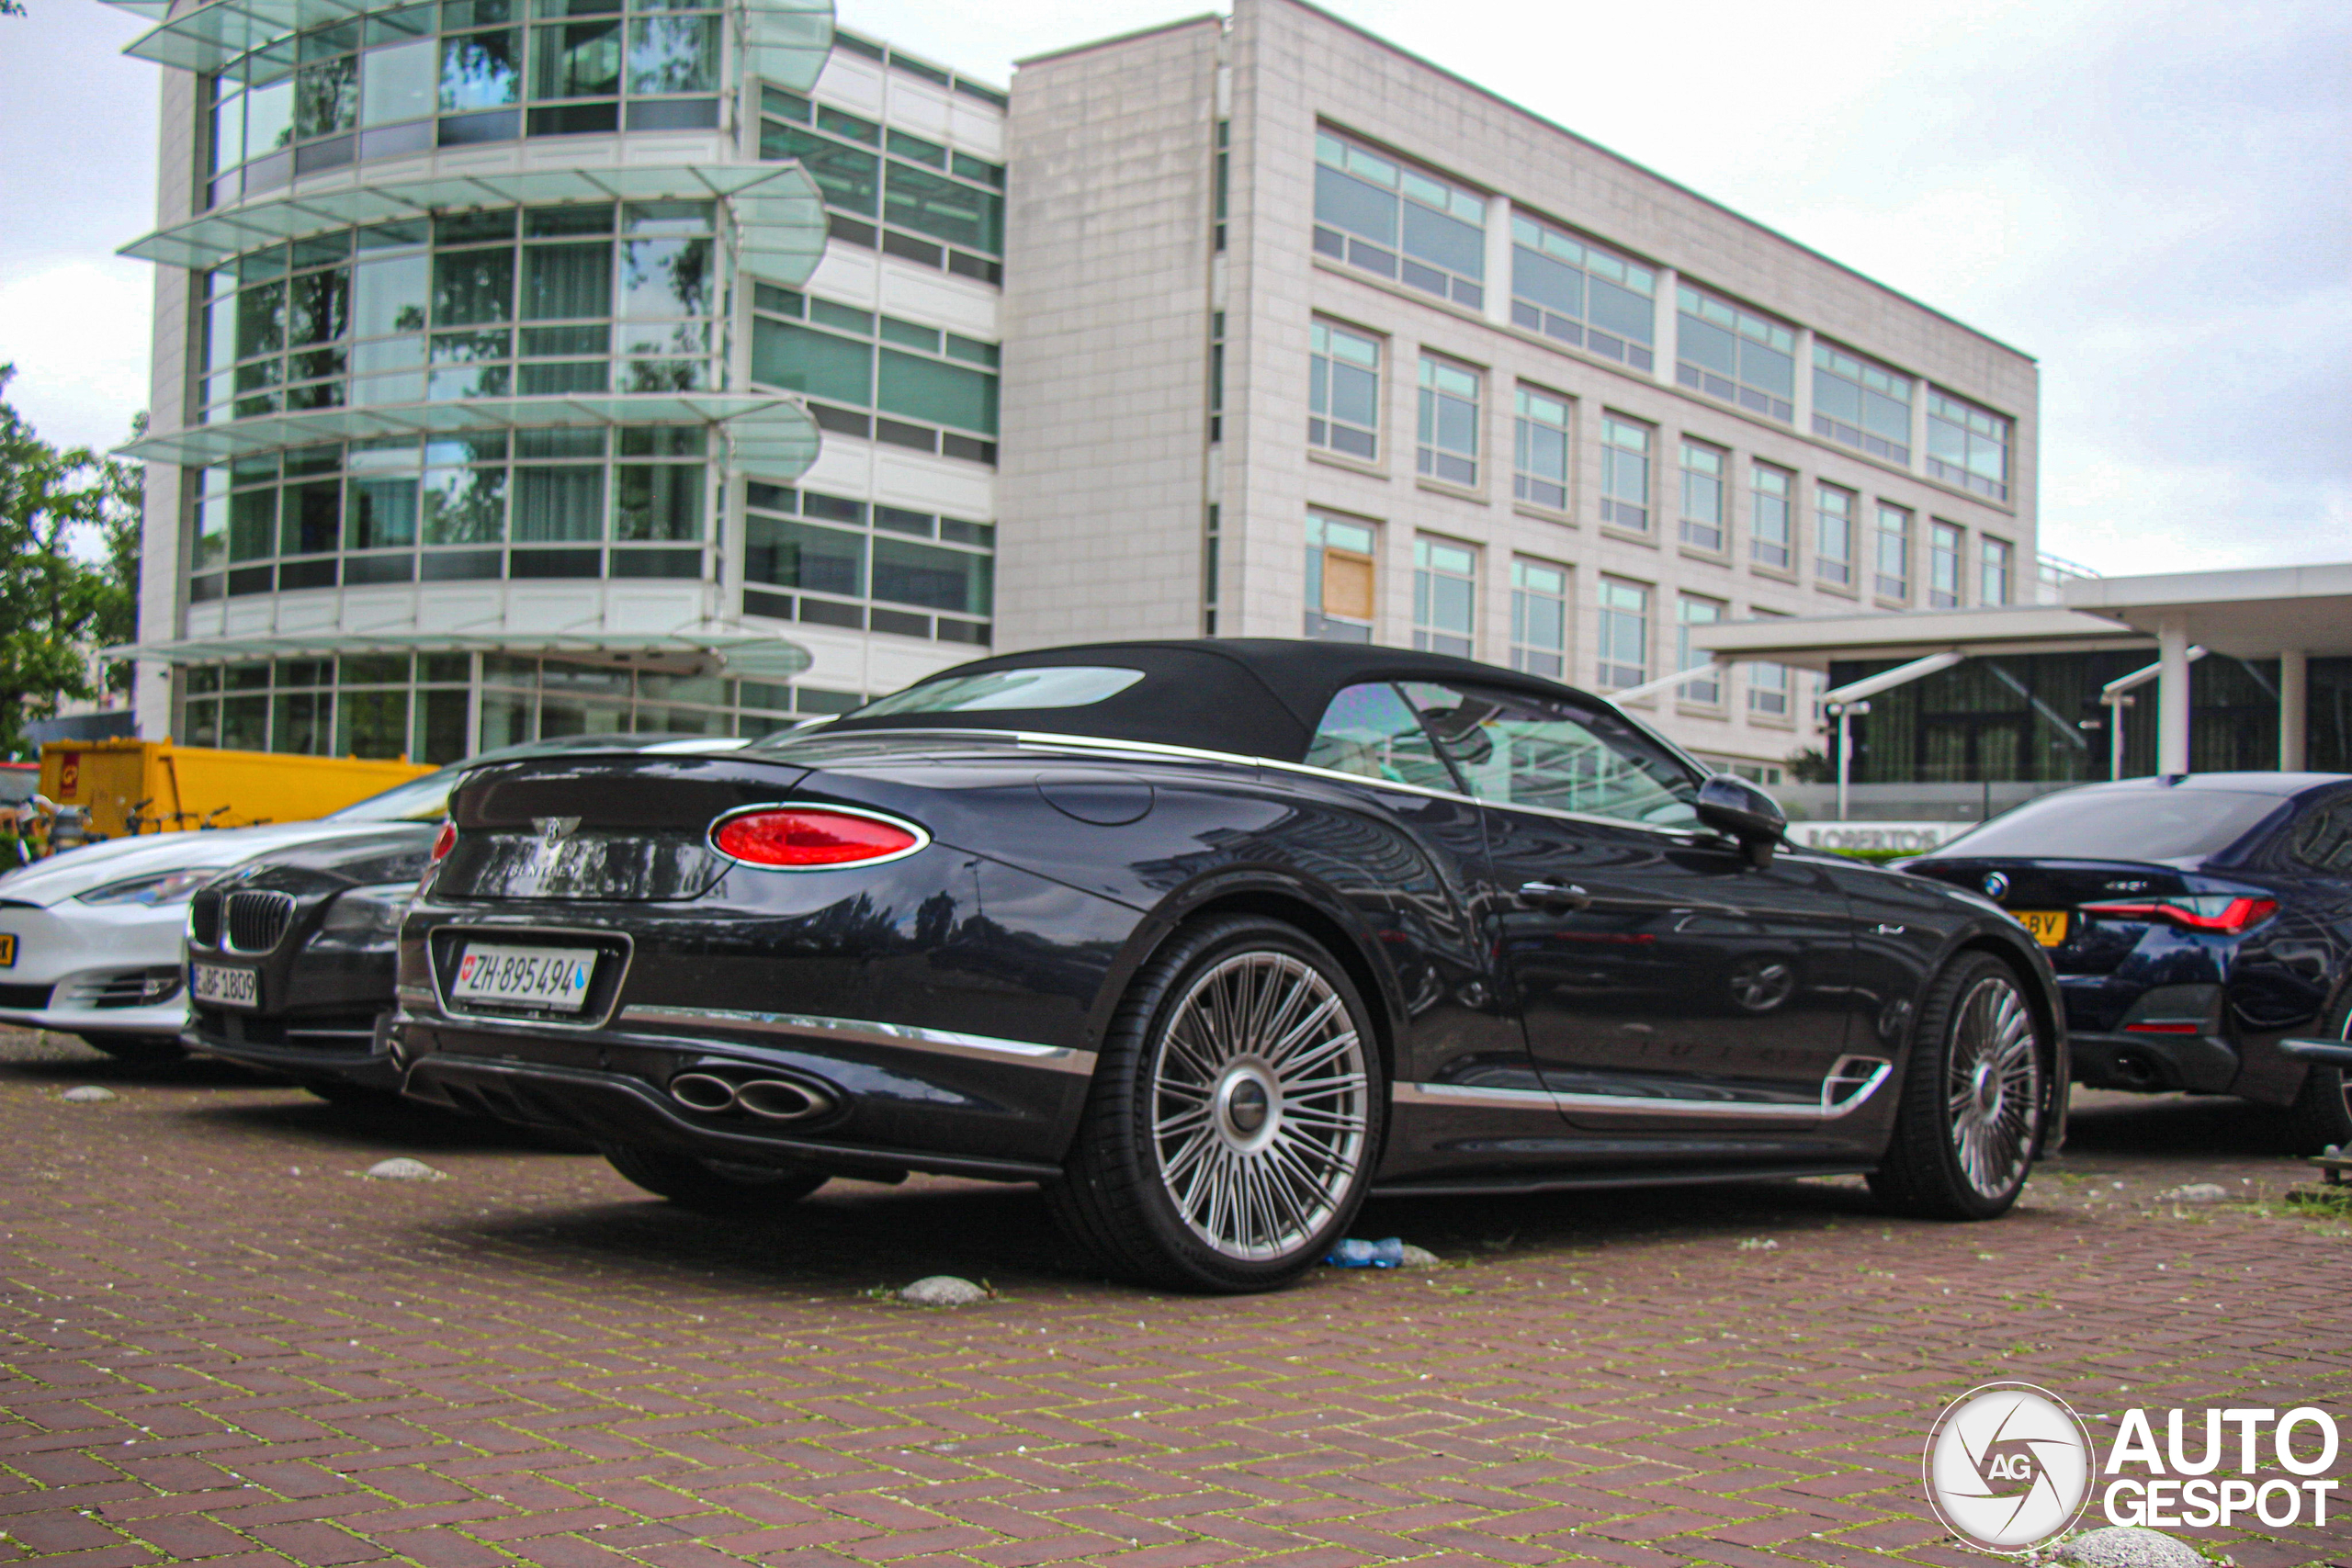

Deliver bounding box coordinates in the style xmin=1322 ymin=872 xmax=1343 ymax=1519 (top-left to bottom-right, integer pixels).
xmin=713 ymin=807 xmax=925 ymax=868
xmin=430 ymin=819 xmax=458 ymax=863
xmin=2080 ymin=895 xmax=2278 ymax=935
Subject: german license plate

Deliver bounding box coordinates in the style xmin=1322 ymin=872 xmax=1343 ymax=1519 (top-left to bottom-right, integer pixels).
xmin=451 ymin=943 xmax=596 ymax=1012
xmin=2013 ymin=909 xmax=2069 ymax=947
xmin=192 ymin=963 xmax=258 ymax=1007
xmin=0 ymin=932 xmax=15 ymax=967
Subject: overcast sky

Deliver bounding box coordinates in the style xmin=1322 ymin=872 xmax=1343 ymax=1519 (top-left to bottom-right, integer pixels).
xmin=2 ymin=0 xmax=2344 ymax=574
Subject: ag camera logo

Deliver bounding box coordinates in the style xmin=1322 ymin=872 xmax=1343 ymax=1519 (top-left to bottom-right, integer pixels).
xmin=1923 ymin=1382 xmax=2093 ymax=1553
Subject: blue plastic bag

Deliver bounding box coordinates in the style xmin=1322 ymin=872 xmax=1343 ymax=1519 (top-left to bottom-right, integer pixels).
xmin=1325 ymin=1236 xmax=1405 ymax=1268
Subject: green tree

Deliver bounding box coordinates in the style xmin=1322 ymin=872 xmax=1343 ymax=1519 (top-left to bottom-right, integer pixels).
xmin=0 ymin=367 xmax=141 ymax=758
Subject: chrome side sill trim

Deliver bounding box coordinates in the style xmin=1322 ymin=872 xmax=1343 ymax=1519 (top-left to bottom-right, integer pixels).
xmin=618 ymin=1004 xmax=1095 ymax=1075
xmin=1397 ymin=1055 xmax=1894 ymax=1122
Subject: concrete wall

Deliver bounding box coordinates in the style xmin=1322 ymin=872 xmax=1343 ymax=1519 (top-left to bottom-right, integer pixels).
xmin=996 ymin=18 xmax=1224 ymax=650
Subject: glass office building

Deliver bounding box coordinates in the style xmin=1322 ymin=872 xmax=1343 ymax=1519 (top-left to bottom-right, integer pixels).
xmin=114 ymin=0 xmax=1007 ymax=757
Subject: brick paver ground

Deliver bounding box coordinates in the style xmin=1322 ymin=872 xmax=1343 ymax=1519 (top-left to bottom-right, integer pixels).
xmin=1 ymin=1025 xmax=2345 ymax=1568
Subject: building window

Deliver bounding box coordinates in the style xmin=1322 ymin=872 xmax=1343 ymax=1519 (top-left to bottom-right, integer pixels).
xmin=1202 ymin=502 xmax=1220 ymax=634
xmin=1417 ymin=357 xmax=1480 ymax=486
xmin=1678 ymin=439 xmax=1726 ymax=552
xmin=1676 ymin=595 xmax=1723 ymax=705
xmin=1750 ymin=462 xmax=1792 ymax=569
xmin=1207 ymin=310 xmax=1226 ymax=444
xmin=1814 ymin=344 xmax=1913 ymax=464
xmin=1815 ymin=483 xmax=1855 ymax=587
xmin=1512 ymin=387 xmax=1571 ymax=511
xmin=175 ymin=652 xmax=832 ymax=762
xmin=196 ymin=201 xmax=720 ymax=430
xmin=1596 ymin=579 xmax=1649 ymax=690
xmin=187 ymin=424 xmax=711 ymax=604
xmin=1746 ymin=608 xmax=1792 ymax=716
xmin=1306 ymin=511 xmax=1376 ymax=642
xmin=1508 ymin=212 xmax=1656 ymax=371
xmin=1675 ymin=287 xmax=1795 ymax=423
xmin=1413 ymin=538 xmax=1476 ymax=657
xmin=1928 ymin=520 xmax=1963 ymax=609
xmin=1600 ymin=415 xmax=1650 ymax=533
xmin=1308 ymin=320 xmax=1379 ymax=460
xmin=1312 ymin=128 xmax=1486 ymax=309
xmin=1981 ymin=536 xmax=2014 ymax=606
xmin=741 ymin=482 xmax=994 ymax=645
xmin=1212 ymin=118 xmax=1229 ymax=252
xmin=751 ymin=285 xmax=1000 ymax=464
xmin=1510 ymin=559 xmax=1568 ymax=678
xmin=761 ymin=88 xmax=1004 ymax=284
xmin=1928 ymin=389 xmax=2010 ymax=500
xmin=1875 ymin=502 xmax=1912 ymax=601
xmin=199 ymin=0 xmax=726 ymax=207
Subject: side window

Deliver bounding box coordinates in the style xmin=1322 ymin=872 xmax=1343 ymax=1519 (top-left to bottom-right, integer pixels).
xmin=2289 ymin=798 xmax=2352 ymax=874
xmin=1305 ymin=682 xmax=1457 ymax=792
xmin=1401 ymin=681 xmax=1700 ymax=828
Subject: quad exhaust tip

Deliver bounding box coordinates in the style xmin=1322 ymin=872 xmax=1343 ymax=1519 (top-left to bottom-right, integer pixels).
xmin=666 ymin=1069 xmax=833 ymax=1122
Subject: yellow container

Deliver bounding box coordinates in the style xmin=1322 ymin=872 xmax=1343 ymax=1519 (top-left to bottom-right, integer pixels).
xmin=39 ymin=739 xmax=434 ymax=840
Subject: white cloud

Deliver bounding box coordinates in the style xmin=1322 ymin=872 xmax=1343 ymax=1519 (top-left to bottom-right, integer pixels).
xmin=0 ymin=260 xmax=153 ymax=454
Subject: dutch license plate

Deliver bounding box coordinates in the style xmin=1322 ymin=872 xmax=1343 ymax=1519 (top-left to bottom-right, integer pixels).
xmin=451 ymin=943 xmax=596 ymax=1012
xmin=0 ymin=932 xmax=15 ymax=967
xmin=2013 ymin=909 xmax=2069 ymax=947
xmin=192 ymin=964 xmax=258 ymax=1007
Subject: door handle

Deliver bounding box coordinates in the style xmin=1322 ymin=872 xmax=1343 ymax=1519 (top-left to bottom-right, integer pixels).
xmin=1518 ymin=881 xmax=1592 ymax=910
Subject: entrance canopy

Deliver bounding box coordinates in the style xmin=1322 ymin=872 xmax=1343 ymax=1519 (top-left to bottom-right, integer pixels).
xmin=2064 ymin=563 xmax=2352 ymax=659
xmin=1692 ymin=560 xmax=2352 ymax=776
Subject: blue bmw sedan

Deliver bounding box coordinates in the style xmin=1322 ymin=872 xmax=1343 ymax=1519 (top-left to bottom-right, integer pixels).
xmin=1903 ymin=773 xmax=2352 ymax=1153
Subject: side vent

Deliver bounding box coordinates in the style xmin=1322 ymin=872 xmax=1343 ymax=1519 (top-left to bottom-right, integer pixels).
xmin=1822 ymin=1055 xmax=1894 ymax=1114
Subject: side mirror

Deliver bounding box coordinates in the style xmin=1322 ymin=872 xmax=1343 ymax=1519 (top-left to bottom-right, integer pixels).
xmin=1695 ymin=774 xmax=1787 ymax=869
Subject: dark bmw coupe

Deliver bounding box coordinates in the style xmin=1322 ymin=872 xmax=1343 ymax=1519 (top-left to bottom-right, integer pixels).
xmin=1901 ymin=773 xmax=2352 ymax=1153
xmin=392 ymin=640 xmax=2067 ymax=1292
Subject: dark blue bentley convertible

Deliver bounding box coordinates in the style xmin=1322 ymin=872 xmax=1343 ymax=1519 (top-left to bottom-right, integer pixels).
xmin=391 ymin=640 xmax=2066 ymax=1292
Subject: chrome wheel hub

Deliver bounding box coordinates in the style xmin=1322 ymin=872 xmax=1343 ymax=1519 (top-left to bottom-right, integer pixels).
xmin=1150 ymin=951 xmax=1370 ymax=1261
xmin=1946 ymin=976 xmax=2042 ymax=1200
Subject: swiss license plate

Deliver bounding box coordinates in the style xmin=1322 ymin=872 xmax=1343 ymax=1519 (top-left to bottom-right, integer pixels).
xmin=2013 ymin=909 xmax=2069 ymax=947
xmin=0 ymin=932 xmax=15 ymax=967
xmin=451 ymin=943 xmax=596 ymax=1012
xmin=192 ymin=963 xmax=258 ymax=1007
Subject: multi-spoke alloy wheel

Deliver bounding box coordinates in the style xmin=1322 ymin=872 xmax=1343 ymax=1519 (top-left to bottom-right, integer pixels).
xmin=1871 ymin=952 xmax=2048 ymax=1220
xmin=1945 ymin=976 xmax=2042 ymax=1200
xmin=1049 ymin=916 xmax=1385 ymax=1292
xmin=1149 ymin=952 xmax=1371 ymax=1261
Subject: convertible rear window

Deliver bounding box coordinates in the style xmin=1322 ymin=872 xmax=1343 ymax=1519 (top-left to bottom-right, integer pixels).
xmin=1932 ymin=788 xmax=2286 ymax=862
xmin=849 ymin=665 xmax=1147 ymax=716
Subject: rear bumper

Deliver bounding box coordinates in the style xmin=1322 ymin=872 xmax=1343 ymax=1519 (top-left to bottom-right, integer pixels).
xmin=392 ymin=998 xmax=1092 ymax=1181
xmin=2069 ymin=1029 xmax=2239 ymax=1094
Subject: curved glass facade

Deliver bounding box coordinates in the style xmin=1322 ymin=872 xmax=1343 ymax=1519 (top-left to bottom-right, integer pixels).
xmin=198 ymin=200 xmax=720 ymax=425
xmin=117 ymin=0 xmax=1017 ymax=759
xmin=190 ymin=423 xmax=711 ymax=602
xmin=200 ymin=0 xmax=727 ymax=205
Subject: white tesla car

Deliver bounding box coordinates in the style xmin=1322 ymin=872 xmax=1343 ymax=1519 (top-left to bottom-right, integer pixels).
xmin=0 ymin=735 xmax=744 ymax=1061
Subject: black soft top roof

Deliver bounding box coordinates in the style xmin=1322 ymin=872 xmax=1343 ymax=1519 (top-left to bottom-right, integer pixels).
xmin=800 ymin=639 xmax=1612 ymax=763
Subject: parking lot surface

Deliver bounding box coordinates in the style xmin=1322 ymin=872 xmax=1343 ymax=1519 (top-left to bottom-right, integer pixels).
xmin=2 ymin=1025 xmax=2346 ymax=1568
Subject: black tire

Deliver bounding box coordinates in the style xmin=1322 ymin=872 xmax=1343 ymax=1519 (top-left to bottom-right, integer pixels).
xmin=78 ymin=1033 xmax=188 ymax=1065
xmin=2279 ymin=991 xmax=2352 ymax=1156
xmin=602 ymin=1145 xmax=829 ymax=1214
xmin=1046 ymin=915 xmax=1385 ymax=1293
xmin=1870 ymin=951 xmax=2050 ymax=1221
